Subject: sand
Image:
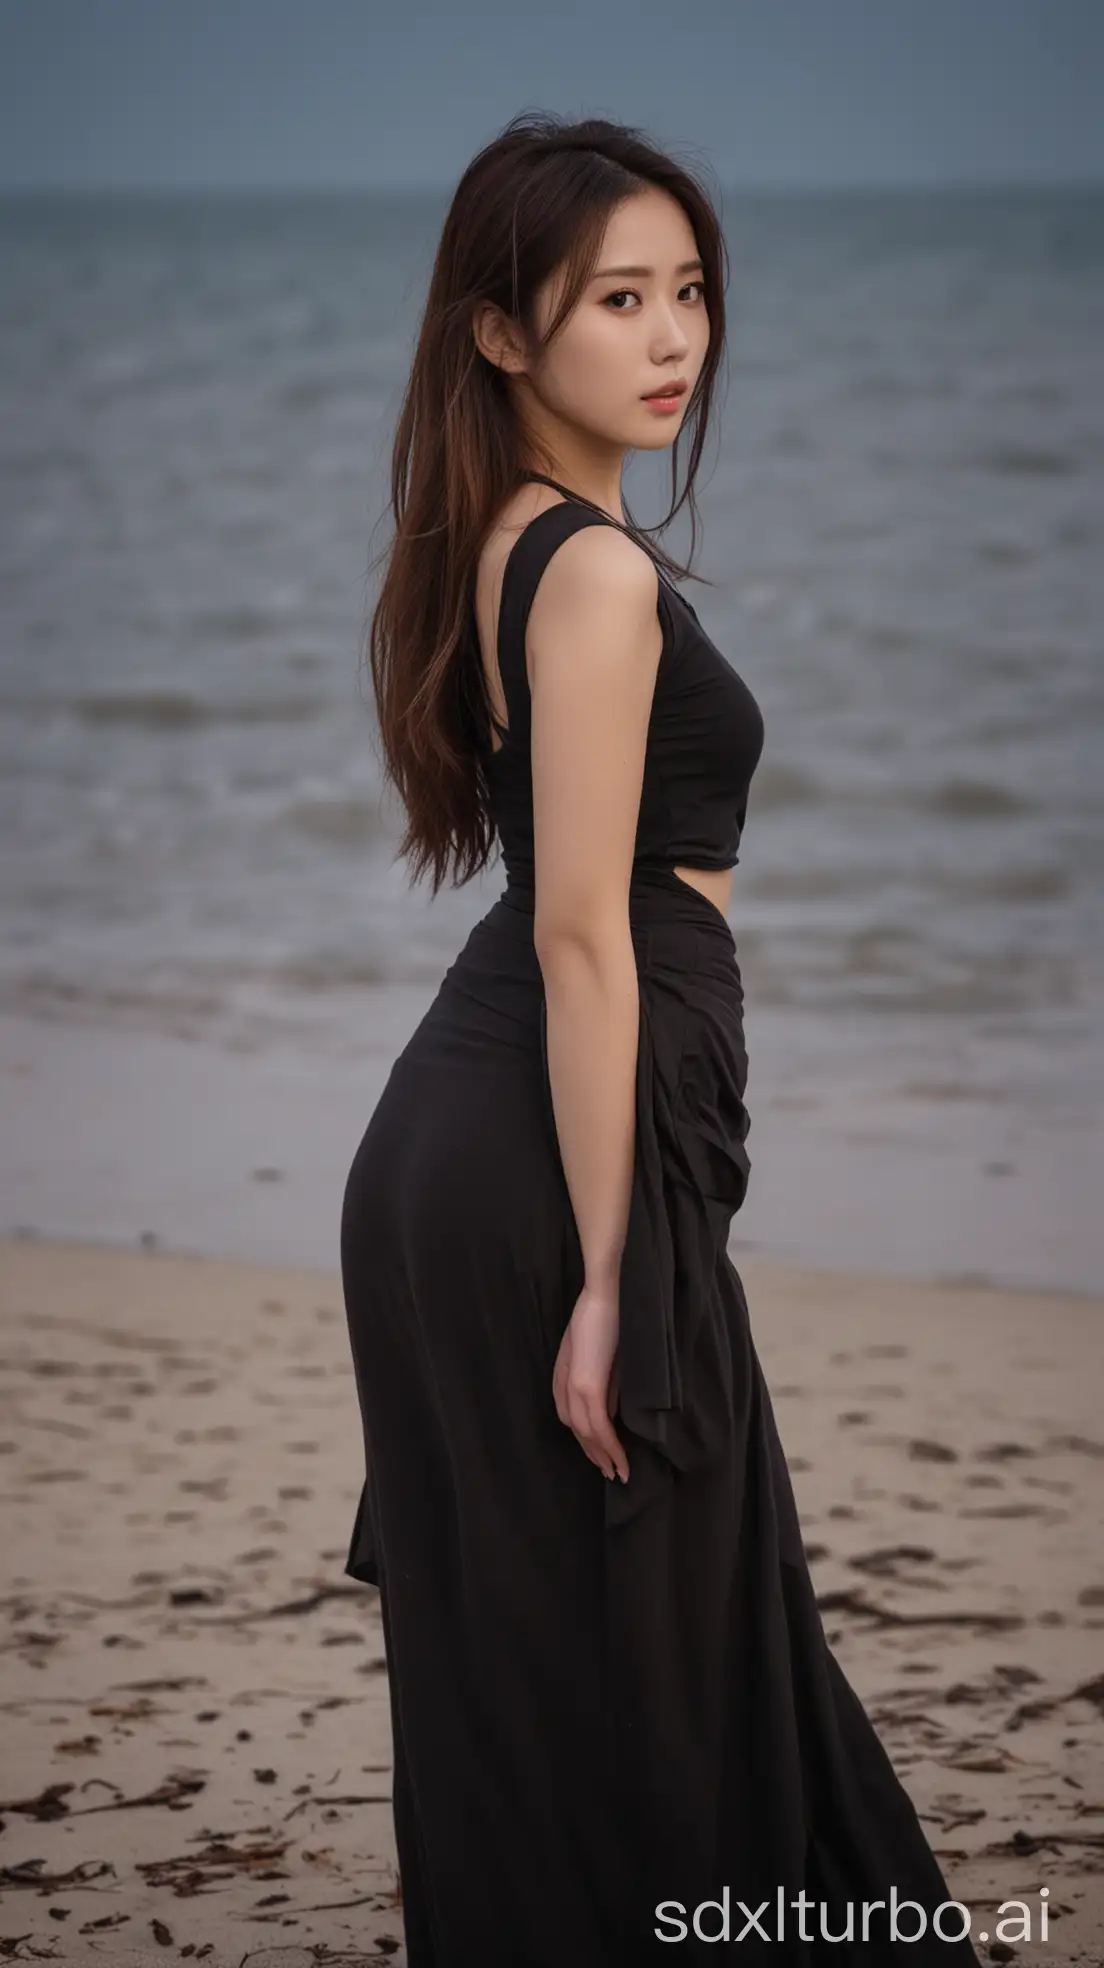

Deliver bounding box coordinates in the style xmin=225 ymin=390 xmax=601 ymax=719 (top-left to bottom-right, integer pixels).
xmin=1 ymin=1232 xmax=1101 ymax=1966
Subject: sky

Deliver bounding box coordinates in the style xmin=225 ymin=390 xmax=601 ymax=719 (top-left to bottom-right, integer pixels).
xmin=1 ymin=0 xmax=1102 ymax=193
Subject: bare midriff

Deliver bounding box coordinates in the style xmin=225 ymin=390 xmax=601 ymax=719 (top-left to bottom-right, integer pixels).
xmin=671 ymin=863 xmax=734 ymax=918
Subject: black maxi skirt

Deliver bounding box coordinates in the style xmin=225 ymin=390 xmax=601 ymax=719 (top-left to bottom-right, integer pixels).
xmin=340 ymin=867 xmax=981 ymax=1966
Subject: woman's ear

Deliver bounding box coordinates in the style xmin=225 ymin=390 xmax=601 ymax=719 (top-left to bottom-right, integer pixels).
xmin=471 ymin=301 xmax=528 ymax=378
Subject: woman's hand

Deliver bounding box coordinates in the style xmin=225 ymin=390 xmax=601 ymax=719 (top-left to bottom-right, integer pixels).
xmin=552 ymin=1281 xmax=630 ymax=1484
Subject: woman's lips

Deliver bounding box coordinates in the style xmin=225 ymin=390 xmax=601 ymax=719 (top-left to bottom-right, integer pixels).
xmin=642 ymin=379 xmax=688 ymax=413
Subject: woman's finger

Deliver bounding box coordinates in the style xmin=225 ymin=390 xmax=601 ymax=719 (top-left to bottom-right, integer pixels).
xmin=585 ymin=1397 xmax=629 ymax=1483
xmin=567 ymin=1385 xmax=629 ymax=1483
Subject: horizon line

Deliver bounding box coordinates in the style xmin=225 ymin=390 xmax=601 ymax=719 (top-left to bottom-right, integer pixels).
xmin=1 ymin=175 xmax=1102 ymax=199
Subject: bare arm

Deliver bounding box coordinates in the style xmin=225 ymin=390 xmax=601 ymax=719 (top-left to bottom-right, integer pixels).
xmin=527 ymin=523 xmax=663 ymax=1482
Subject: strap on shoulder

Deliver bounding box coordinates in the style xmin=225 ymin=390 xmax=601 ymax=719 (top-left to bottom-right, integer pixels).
xmin=496 ymin=502 xmax=614 ymax=736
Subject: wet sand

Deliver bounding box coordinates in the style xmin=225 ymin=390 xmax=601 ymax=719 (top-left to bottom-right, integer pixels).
xmin=1 ymin=1233 xmax=1101 ymax=1965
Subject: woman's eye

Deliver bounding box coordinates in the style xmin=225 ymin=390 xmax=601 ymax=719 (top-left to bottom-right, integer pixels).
xmin=602 ymin=282 xmax=706 ymax=311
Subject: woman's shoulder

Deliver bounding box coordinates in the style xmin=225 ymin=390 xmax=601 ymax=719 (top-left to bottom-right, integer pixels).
xmin=476 ymin=485 xmax=651 ymax=594
xmin=527 ymin=508 xmax=657 ymax=616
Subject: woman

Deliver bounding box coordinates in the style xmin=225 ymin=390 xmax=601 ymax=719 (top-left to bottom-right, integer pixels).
xmin=340 ymin=112 xmax=982 ymax=1965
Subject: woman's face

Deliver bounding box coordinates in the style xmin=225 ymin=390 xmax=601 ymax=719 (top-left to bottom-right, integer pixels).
xmin=520 ymin=185 xmax=711 ymax=457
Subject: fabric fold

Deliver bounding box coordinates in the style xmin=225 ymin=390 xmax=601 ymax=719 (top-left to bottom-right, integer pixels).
xmin=604 ymin=931 xmax=752 ymax=1532
xmin=344 ymin=1462 xmax=381 ymax=1585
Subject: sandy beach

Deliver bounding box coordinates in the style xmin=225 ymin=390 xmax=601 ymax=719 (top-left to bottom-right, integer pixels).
xmin=0 ymin=1232 xmax=1100 ymax=1965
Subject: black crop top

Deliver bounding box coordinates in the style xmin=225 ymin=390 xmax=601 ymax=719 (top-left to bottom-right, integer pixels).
xmin=484 ymin=475 xmax=765 ymax=888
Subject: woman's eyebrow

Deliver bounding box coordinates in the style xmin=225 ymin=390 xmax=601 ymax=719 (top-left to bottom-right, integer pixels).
xmin=591 ymin=258 xmax=704 ymax=279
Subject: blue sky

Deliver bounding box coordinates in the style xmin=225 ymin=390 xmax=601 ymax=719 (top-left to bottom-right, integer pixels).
xmin=1 ymin=0 xmax=1101 ymax=192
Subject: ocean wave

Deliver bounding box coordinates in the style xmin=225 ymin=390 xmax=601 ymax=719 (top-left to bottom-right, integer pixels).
xmin=61 ymin=691 xmax=331 ymax=730
xmin=282 ymin=797 xmax=383 ymax=845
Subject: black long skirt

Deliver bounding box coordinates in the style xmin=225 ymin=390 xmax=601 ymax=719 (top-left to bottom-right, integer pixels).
xmin=340 ymin=869 xmax=982 ymax=1965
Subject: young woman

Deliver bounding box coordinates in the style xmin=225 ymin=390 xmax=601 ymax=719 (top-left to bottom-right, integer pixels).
xmin=340 ymin=112 xmax=982 ymax=1966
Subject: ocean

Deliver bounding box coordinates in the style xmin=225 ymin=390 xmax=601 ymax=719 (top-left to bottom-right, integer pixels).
xmin=1 ymin=188 xmax=1101 ymax=1291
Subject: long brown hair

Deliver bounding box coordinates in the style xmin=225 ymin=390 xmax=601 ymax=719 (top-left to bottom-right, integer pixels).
xmin=364 ymin=109 xmax=730 ymax=896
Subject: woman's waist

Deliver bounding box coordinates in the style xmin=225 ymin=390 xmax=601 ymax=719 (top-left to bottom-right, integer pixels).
xmin=418 ymin=875 xmax=744 ymax=1078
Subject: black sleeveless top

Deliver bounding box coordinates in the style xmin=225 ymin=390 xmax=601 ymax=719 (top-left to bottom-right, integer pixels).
xmin=484 ymin=473 xmax=765 ymax=890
